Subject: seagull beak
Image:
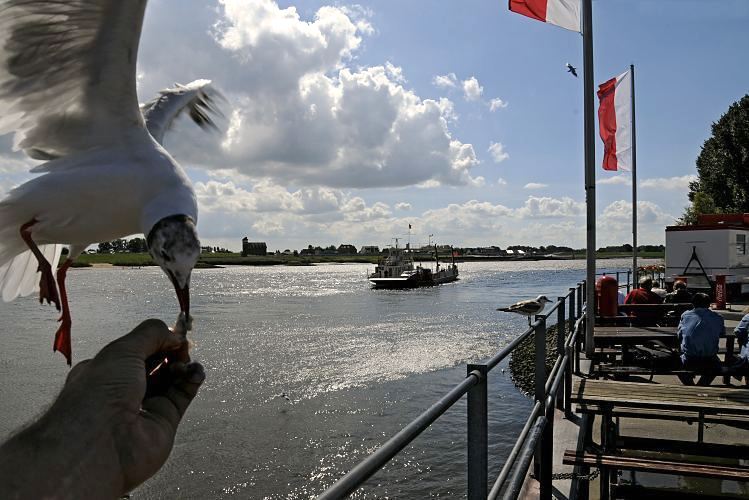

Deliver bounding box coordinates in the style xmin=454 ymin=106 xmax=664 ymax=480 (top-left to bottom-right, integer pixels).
xmin=168 ymin=271 xmax=190 ymax=318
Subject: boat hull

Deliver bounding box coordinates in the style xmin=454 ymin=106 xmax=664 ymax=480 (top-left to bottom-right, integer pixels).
xmin=369 ymin=269 xmax=459 ymax=289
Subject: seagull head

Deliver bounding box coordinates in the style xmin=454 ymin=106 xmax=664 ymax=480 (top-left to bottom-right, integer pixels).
xmin=536 ymin=295 xmax=552 ymax=304
xmin=147 ymin=214 xmax=200 ymax=319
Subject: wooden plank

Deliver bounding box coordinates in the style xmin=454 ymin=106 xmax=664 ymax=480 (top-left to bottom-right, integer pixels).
xmin=562 ymin=450 xmax=749 ymax=481
xmin=576 ymin=404 xmax=749 ymax=425
xmin=616 ymin=437 xmax=749 ymax=459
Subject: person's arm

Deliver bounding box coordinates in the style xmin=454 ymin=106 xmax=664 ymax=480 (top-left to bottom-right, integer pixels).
xmin=0 ymin=319 xmax=205 ymax=500
xmin=735 ymin=314 xmax=749 ymax=347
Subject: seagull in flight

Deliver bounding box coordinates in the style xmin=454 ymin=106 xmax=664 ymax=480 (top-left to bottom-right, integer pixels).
xmin=0 ymin=0 xmax=221 ymax=365
xmin=497 ymin=295 xmax=552 ymax=325
xmin=566 ymin=63 xmax=578 ymax=77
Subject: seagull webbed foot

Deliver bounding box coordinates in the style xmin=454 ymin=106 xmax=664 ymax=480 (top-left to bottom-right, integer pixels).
xmin=37 ymin=261 xmax=61 ymax=311
xmin=53 ymin=312 xmax=72 ymax=366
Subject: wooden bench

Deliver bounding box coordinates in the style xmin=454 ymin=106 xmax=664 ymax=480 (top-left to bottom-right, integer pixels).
xmin=563 ymin=449 xmax=749 ymax=481
xmin=575 ymin=403 xmax=749 ymax=428
xmin=598 ymin=303 xmax=693 ymax=327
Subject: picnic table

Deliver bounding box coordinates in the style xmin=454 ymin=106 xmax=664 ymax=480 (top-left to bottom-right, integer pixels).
xmin=594 ymin=325 xmax=736 ymax=384
xmin=568 ymin=378 xmax=749 ymax=499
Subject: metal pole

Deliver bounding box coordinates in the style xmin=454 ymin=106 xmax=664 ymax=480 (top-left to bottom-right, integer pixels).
xmin=583 ymin=0 xmax=596 ymax=358
xmin=565 ymin=344 xmax=573 ymax=417
xmin=569 ymin=287 xmax=576 ymax=323
xmin=533 ymin=316 xmax=547 ymax=478
xmin=631 ymin=64 xmax=638 ymax=286
xmin=467 ymin=364 xmax=488 ymax=500
xmin=556 ymin=296 xmax=566 ymax=410
xmin=540 ymin=402 xmax=554 ymax=500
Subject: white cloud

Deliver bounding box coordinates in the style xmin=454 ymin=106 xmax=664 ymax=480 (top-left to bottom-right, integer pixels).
xmin=497 ymin=177 xmax=507 ymax=186
xmin=597 ymin=200 xmax=676 ymax=246
xmin=640 ymin=175 xmax=697 ymax=190
xmin=395 ymin=202 xmax=412 ymax=211
xmin=462 ymin=76 xmax=483 ymax=101
xmin=598 ymin=174 xmax=631 ymax=186
xmin=515 ymin=196 xmax=585 ymax=218
xmin=132 ymin=1 xmax=482 ymax=189
xmin=432 ymin=72 xmax=457 ymax=88
xmin=488 ymin=142 xmax=509 ymax=163
xmin=489 ymin=98 xmax=508 ymax=111
xmin=524 ymin=182 xmax=548 ymax=190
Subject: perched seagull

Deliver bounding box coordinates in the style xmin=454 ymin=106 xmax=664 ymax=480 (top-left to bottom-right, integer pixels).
xmin=566 ymin=63 xmax=578 ymax=78
xmin=0 ymin=0 xmax=221 ymax=365
xmin=497 ymin=295 xmax=553 ymax=325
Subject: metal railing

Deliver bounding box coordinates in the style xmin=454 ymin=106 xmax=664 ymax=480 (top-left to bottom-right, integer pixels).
xmin=319 ymin=281 xmax=588 ymax=499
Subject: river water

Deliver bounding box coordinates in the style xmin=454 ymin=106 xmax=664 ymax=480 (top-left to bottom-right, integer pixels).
xmin=0 ymin=258 xmax=652 ymax=498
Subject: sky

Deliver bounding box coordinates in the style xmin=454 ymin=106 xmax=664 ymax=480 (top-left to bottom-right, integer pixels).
xmin=0 ymin=0 xmax=747 ymax=252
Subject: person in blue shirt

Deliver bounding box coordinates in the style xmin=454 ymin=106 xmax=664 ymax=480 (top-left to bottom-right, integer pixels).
xmin=676 ymin=293 xmax=724 ymax=386
xmin=729 ymin=309 xmax=749 ymax=383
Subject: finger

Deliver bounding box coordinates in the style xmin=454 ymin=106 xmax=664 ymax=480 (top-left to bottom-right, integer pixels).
xmin=101 ymin=319 xmax=186 ymax=360
xmin=141 ymin=362 xmax=205 ymax=430
xmin=64 ymin=359 xmax=92 ymax=385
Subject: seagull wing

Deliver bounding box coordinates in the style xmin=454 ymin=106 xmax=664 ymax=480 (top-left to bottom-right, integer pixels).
xmin=141 ymin=80 xmax=222 ymax=145
xmin=0 ymin=0 xmax=148 ymax=160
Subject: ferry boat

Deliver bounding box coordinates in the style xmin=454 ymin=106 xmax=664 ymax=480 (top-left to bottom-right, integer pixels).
xmin=368 ymin=241 xmax=459 ymax=289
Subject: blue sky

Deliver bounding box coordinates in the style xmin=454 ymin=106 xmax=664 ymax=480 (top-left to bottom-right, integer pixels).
xmin=0 ymin=0 xmax=747 ymax=251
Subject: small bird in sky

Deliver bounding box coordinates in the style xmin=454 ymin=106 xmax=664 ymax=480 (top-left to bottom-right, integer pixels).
xmin=497 ymin=295 xmax=553 ymax=325
xmin=0 ymin=0 xmax=222 ymax=365
xmin=566 ymin=63 xmax=578 ymax=77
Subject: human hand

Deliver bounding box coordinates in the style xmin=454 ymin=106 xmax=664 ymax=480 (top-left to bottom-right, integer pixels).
xmin=0 ymin=319 xmax=205 ymax=500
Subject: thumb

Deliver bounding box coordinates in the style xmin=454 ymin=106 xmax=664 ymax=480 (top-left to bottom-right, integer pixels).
xmin=100 ymin=319 xmax=186 ymax=360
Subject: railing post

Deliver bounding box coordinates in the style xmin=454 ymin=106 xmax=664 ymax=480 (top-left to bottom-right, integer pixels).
xmin=569 ymin=287 xmax=576 ymax=322
xmin=576 ymin=283 xmax=583 ymax=319
xmin=533 ymin=316 xmax=546 ymax=478
xmin=541 ymin=399 xmax=554 ymax=500
xmin=467 ymin=364 xmax=488 ymax=500
xmin=627 ymin=269 xmax=632 ymax=293
xmin=565 ymin=344 xmax=573 ymax=417
xmin=556 ymin=296 xmax=566 ymax=410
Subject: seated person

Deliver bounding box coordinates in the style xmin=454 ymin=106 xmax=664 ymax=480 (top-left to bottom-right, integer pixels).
xmin=624 ymin=277 xmax=664 ymax=305
xmin=624 ymin=277 xmax=664 ymax=323
xmin=727 ymin=308 xmax=749 ymax=382
xmin=676 ymin=292 xmax=724 ymax=386
xmin=665 ymin=280 xmax=692 ymax=303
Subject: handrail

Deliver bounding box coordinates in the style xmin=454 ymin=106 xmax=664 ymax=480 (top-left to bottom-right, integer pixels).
xmin=318 ymin=372 xmax=481 ymax=499
xmin=319 ymin=281 xmax=588 ymax=499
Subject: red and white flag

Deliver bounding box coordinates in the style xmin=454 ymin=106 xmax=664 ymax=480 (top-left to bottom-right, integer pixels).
xmin=597 ymin=69 xmax=632 ymax=171
xmin=508 ymin=0 xmax=581 ymax=32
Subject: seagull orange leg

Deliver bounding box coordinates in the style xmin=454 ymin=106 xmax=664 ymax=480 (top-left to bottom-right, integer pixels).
xmin=54 ymin=259 xmax=74 ymax=365
xmin=19 ymin=220 xmax=60 ymax=310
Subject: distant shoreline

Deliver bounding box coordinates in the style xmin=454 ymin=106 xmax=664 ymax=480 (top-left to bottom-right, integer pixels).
xmin=72 ymin=251 xmax=664 ymax=268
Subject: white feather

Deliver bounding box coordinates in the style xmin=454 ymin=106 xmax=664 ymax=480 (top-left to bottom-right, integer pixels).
xmin=0 ymin=244 xmax=62 ymax=302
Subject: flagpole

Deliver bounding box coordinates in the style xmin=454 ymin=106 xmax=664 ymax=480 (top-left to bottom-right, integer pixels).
xmin=630 ymin=64 xmax=638 ymax=286
xmin=583 ymin=0 xmax=596 ymax=356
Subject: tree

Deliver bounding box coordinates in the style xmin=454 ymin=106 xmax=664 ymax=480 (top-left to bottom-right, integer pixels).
xmin=126 ymin=237 xmax=147 ymax=253
xmin=98 ymin=241 xmax=112 ymax=254
xmin=683 ymin=94 xmax=749 ymax=222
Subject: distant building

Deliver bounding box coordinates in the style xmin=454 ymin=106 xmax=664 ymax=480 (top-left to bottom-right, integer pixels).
xmin=359 ymin=245 xmax=380 ymax=254
xmin=201 ymin=246 xmax=213 ymax=254
xmin=242 ymin=237 xmax=267 ymax=257
xmin=338 ymin=244 xmax=357 ymax=255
